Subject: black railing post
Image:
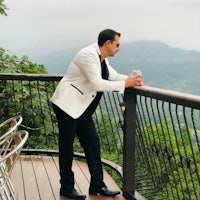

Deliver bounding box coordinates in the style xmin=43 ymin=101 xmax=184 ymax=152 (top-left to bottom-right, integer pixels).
xmin=123 ymin=88 xmax=137 ymax=199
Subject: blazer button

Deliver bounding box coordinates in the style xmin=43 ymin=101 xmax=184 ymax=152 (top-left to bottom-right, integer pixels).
xmin=92 ymin=95 xmax=95 ymax=97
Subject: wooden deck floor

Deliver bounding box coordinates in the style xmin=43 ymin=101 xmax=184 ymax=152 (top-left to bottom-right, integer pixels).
xmin=10 ymin=155 xmax=126 ymax=200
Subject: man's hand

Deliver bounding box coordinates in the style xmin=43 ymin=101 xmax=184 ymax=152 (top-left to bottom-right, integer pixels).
xmin=125 ymin=75 xmax=143 ymax=88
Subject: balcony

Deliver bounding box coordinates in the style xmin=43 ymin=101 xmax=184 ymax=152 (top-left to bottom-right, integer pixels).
xmin=0 ymin=73 xmax=199 ymax=200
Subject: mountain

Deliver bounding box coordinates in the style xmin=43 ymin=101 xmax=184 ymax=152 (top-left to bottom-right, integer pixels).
xmin=36 ymin=41 xmax=200 ymax=95
xmin=109 ymin=41 xmax=200 ymax=95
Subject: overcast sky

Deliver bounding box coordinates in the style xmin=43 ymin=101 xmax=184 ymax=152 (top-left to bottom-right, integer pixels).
xmin=1 ymin=0 xmax=200 ymax=58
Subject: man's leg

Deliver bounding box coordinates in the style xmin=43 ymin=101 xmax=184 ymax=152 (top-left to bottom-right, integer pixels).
xmin=52 ymin=104 xmax=76 ymax=191
xmin=77 ymin=109 xmax=120 ymax=197
xmin=52 ymin=104 xmax=86 ymax=199
xmin=77 ymin=109 xmax=105 ymax=189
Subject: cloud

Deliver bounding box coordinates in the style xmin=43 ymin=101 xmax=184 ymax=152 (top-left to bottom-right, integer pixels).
xmin=1 ymin=0 xmax=200 ymax=55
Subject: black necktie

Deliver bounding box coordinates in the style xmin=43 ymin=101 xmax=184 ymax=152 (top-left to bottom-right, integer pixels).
xmin=87 ymin=57 xmax=109 ymax=114
xmin=101 ymin=60 xmax=109 ymax=80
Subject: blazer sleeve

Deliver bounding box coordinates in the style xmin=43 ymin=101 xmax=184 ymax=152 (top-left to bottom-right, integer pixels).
xmin=73 ymin=51 xmax=127 ymax=93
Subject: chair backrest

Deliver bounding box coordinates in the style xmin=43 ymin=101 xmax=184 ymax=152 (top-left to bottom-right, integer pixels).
xmin=0 ymin=130 xmax=29 ymax=174
xmin=0 ymin=116 xmax=23 ymax=140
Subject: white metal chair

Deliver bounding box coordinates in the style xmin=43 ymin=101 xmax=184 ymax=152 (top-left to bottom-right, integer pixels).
xmin=0 ymin=116 xmax=28 ymax=200
xmin=0 ymin=116 xmax=23 ymax=140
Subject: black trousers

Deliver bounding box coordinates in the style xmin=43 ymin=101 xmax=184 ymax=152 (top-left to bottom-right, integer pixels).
xmin=52 ymin=104 xmax=105 ymax=192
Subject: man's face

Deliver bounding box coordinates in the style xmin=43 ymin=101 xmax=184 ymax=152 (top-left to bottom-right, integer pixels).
xmin=107 ymin=35 xmax=120 ymax=57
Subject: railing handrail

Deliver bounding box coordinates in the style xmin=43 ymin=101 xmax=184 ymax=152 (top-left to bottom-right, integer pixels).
xmin=2 ymin=72 xmax=200 ymax=102
xmin=0 ymin=73 xmax=63 ymax=81
xmin=2 ymin=72 xmax=200 ymax=108
xmin=128 ymin=86 xmax=200 ymax=109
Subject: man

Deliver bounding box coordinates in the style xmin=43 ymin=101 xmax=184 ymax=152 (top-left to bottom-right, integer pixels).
xmin=51 ymin=29 xmax=143 ymax=199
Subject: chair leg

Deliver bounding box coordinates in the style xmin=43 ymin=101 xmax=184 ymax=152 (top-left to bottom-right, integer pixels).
xmin=0 ymin=166 xmax=16 ymax=200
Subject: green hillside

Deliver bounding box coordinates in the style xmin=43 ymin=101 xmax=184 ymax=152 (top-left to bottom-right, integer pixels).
xmin=37 ymin=41 xmax=200 ymax=95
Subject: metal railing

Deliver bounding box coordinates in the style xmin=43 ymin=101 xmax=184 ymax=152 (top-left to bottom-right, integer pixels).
xmin=123 ymin=87 xmax=200 ymax=200
xmin=0 ymin=73 xmax=124 ymax=171
xmin=0 ymin=73 xmax=199 ymax=200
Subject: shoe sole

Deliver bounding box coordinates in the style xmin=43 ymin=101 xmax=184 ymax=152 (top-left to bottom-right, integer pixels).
xmin=60 ymin=192 xmax=86 ymax=199
xmin=89 ymin=191 xmax=120 ymax=197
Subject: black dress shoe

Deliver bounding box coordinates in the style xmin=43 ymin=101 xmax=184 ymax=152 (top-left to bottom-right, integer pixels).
xmin=89 ymin=187 xmax=120 ymax=197
xmin=60 ymin=188 xmax=86 ymax=199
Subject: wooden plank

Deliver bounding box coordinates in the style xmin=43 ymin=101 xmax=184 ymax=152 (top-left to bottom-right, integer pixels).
xmin=103 ymin=170 xmax=125 ymax=200
xmin=9 ymin=156 xmax=126 ymax=200
xmin=20 ymin=156 xmax=40 ymax=199
xmin=41 ymin=156 xmax=66 ymax=200
xmin=73 ymin=160 xmax=99 ymax=200
xmin=52 ymin=156 xmax=80 ymax=193
xmin=11 ymin=157 xmax=25 ymax=200
xmin=31 ymin=156 xmax=55 ymax=200
xmin=75 ymin=160 xmax=125 ymax=200
xmin=72 ymin=160 xmax=90 ymax=193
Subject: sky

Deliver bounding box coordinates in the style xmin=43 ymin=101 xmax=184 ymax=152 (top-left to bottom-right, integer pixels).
xmin=1 ymin=0 xmax=200 ymax=59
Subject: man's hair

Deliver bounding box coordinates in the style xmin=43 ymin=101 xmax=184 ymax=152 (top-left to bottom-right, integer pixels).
xmin=98 ymin=29 xmax=121 ymax=46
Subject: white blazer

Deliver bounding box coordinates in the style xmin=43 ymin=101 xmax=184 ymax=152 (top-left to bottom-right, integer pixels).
xmin=51 ymin=43 xmax=127 ymax=119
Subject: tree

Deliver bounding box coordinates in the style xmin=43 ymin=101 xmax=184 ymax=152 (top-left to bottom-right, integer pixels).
xmin=0 ymin=48 xmax=59 ymax=150
xmin=139 ymin=119 xmax=200 ymax=199
xmin=0 ymin=48 xmax=47 ymax=74
xmin=0 ymin=0 xmax=7 ymax=16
